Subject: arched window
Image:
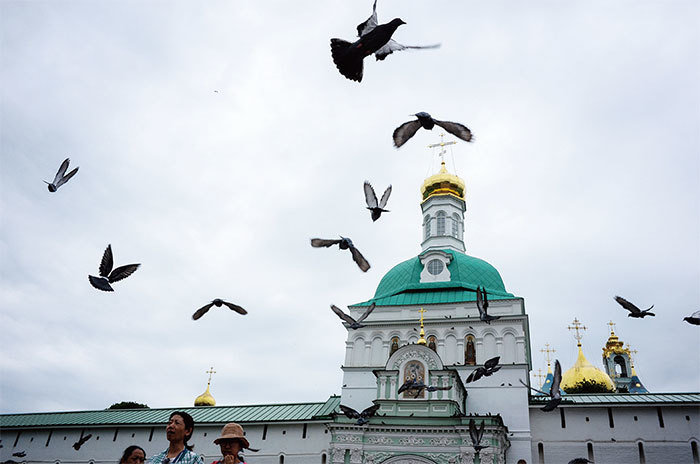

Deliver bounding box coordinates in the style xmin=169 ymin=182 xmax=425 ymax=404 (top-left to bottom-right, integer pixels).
xmin=613 ymin=355 xmax=628 ymax=377
xmin=436 ymin=211 xmax=446 ymax=235
xmin=427 ymin=336 xmax=437 ymax=352
xmin=390 ymin=337 xmax=400 ymax=357
xmin=322 ymin=454 xmax=327 ymax=464
xmin=465 ymin=335 xmax=476 ymax=365
xmin=452 ymin=213 xmax=460 ymax=237
xmin=424 ymin=215 xmax=431 ymax=239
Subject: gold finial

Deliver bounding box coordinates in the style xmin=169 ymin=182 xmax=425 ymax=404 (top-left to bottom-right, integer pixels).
xmin=206 ymin=366 xmax=216 ymax=386
xmin=626 ymin=343 xmax=639 ymax=374
xmin=540 ymin=343 xmax=556 ymax=371
xmin=428 ymin=133 xmax=457 ymax=165
xmin=567 ymin=318 xmax=587 ymax=347
xmin=607 ymin=320 xmax=617 ymax=335
xmin=417 ymin=308 xmax=427 ymax=345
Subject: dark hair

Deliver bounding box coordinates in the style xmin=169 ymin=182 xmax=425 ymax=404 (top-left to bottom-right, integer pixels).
xmin=119 ymin=445 xmax=145 ymax=464
xmin=170 ymin=411 xmax=195 ymax=451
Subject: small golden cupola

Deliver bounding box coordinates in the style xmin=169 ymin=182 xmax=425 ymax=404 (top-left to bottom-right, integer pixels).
xmin=560 ymin=318 xmax=615 ymax=394
xmin=420 ymin=160 xmax=466 ymax=201
xmin=194 ymin=367 xmax=216 ymax=407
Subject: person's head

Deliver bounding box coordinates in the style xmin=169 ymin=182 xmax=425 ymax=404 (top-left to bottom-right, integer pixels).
xmin=214 ymin=423 xmax=250 ymax=457
xmin=119 ymin=445 xmax=146 ymax=464
xmin=167 ymin=411 xmax=195 ymax=450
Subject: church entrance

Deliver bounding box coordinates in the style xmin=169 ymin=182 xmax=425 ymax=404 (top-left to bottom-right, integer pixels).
xmin=382 ymin=456 xmax=437 ymax=464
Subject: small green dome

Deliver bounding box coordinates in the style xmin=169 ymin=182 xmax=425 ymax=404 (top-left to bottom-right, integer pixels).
xmin=356 ymin=250 xmax=515 ymax=307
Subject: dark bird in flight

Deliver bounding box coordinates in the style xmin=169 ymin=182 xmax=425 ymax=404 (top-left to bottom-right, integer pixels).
xmin=364 ymin=181 xmax=392 ymax=222
xmin=520 ymin=359 xmax=563 ymax=412
xmin=88 ymin=245 xmax=140 ymax=292
xmin=465 ymin=356 xmax=501 ymax=383
xmin=311 ymin=237 xmax=370 ymax=272
xmin=192 ymin=299 xmax=248 ymax=320
xmin=683 ymin=310 xmax=700 ymax=325
xmin=330 ymin=0 xmax=439 ymax=82
xmin=45 ymin=158 xmax=79 ymax=192
xmin=339 ymin=403 xmax=381 ymax=425
xmin=11 ymin=452 xmax=26 ymax=458
xmin=393 ymin=112 xmax=473 ymax=148
xmin=398 ymin=379 xmax=452 ymax=398
xmin=614 ymin=296 xmax=655 ymax=318
xmin=468 ymin=419 xmax=489 ymax=454
xmin=72 ymin=434 xmax=92 ymax=450
xmin=567 ymin=459 xmax=593 ymax=464
xmin=331 ymin=303 xmax=376 ymax=329
xmin=477 ymin=286 xmax=500 ymax=324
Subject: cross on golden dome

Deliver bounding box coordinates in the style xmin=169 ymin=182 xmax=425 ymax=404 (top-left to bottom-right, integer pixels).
xmin=607 ymin=320 xmax=617 ymax=335
xmin=417 ymin=308 xmax=427 ymax=345
xmin=540 ymin=343 xmax=556 ymax=371
xmin=206 ymin=366 xmax=216 ymax=386
xmin=428 ymin=133 xmax=457 ymax=165
xmin=534 ymin=368 xmax=545 ymax=384
xmin=567 ymin=318 xmax=587 ymax=347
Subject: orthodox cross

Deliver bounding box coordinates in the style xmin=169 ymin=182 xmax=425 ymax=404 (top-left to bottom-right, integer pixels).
xmin=428 ymin=133 xmax=457 ymax=164
xmin=567 ymin=318 xmax=587 ymax=347
xmin=417 ymin=308 xmax=427 ymax=345
xmin=534 ymin=368 xmax=545 ymax=385
xmin=540 ymin=343 xmax=556 ymax=370
xmin=607 ymin=320 xmax=617 ymax=335
xmin=205 ymin=366 xmax=216 ymax=386
xmin=626 ymin=343 xmax=638 ymax=368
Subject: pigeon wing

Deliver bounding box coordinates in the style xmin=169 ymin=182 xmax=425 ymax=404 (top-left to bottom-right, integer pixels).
xmin=364 ymin=181 xmax=378 ymax=208
xmin=691 ymin=310 xmax=700 ymax=319
xmin=360 ymin=403 xmax=380 ymax=418
xmin=614 ymin=296 xmax=640 ymax=314
xmin=53 ymin=158 xmax=71 ymax=184
xmin=311 ymin=238 xmax=342 ymax=248
xmin=357 ymin=0 xmax=378 ymax=37
xmin=349 ymin=245 xmax=371 ymax=272
xmin=398 ymin=379 xmax=414 ymax=394
xmin=222 ymin=301 xmax=248 ymax=315
xmin=331 ymin=304 xmax=357 ymax=325
xmin=192 ymin=302 xmax=215 ymax=320
xmin=484 ymin=356 xmax=500 ymax=370
xmin=88 ymin=275 xmax=113 ymax=292
xmin=434 ymin=119 xmax=473 ymax=143
xmin=356 ymin=302 xmax=376 ymax=323
xmin=518 ymin=379 xmax=549 ymax=396
xmin=54 ymin=166 xmax=79 ymax=188
xmin=339 ymin=404 xmax=360 ymax=419
xmin=469 ymin=419 xmax=479 ymax=445
xmin=108 ymin=264 xmax=140 ymax=283
xmin=392 ymin=119 xmax=423 ymax=148
xmin=476 ymin=287 xmax=486 ymax=317
xmin=551 ymin=360 xmax=562 ymax=396
xmin=375 ymin=40 xmax=440 ymax=61
xmin=99 ymin=244 xmax=114 ymax=277
xmin=378 ymin=185 xmax=392 ymax=209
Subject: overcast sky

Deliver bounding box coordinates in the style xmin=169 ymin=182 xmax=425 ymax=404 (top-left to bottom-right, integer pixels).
xmin=1 ymin=1 xmax=698 ymax=414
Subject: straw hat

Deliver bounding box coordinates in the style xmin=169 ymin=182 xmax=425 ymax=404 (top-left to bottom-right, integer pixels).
xmin=213 ymin=423 xmax=250 ymax=449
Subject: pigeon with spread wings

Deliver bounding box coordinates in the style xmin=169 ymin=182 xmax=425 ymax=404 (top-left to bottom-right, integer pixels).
xmin=614 ymin=296 xmax=655 ymax=318
xmin=393 ymin=112 xmax=472 ymax=148
xmin=193 ymin=299 xmax=248 ymax=320
xmin=465 ymin=356 xmax=501 ymax=384
xmin=73 ymin=434 xmax=92 ymax=451
xmin=477 ymin=286 xmax=500 ymax=324
xmin=331 ymin=1 xmax=439 ymax=82
xmin=88 ymin=245 xmax=140 ymax=292
xmin=469 ymin=419 xmax=489 ymax=454
xmin=398 ymin=379 xmax=452 ymax=398
xmin=339 ymin=403 xmax=381 ymax=425
xmin=311 ymin=237 xmax=370 ymax=272
xmin=364 ymin=181 xmax=392 ymax=222
xmin=683 ymin=310 xmax=700 ymax=325
xmin=45 ymin=158 xmax=79 ymax=192
xmin=520 ymin=359 xmax=563 ymax=412
xmin=331 ymin=303 xmax=375 ymax=330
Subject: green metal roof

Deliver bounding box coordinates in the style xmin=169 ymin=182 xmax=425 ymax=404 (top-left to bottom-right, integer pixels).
xmin=0 ymin=396 xmax=341 ymax=428
xmin=529 ymin=392 xmax=700 ymax=406
xmin=354 ymin=250 xmax=516 ymax=307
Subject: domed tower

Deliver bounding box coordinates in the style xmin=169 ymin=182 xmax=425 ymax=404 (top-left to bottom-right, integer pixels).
xmin=194 ymin=367 xmax=216 ymax=407
xmin=560 ymin=319 xmax=615 ymax=393
xmin=602 ymin=322 xmax=649 ymax=393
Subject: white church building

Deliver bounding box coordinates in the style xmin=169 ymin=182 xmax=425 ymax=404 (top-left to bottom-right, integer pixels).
xmin=2 ymin=157 xmax=699 ymax=464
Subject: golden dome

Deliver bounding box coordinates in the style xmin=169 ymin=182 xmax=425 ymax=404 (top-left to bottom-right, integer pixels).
xmin=194 ymin=384 xmax=216 ymax=407
xmin=561 ymin=346 xmax=615 ymax=393
xmin=420 ymin=162 xmax=465 ymax=201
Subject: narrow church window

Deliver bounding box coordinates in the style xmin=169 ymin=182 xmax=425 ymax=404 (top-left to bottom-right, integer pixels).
xmin=537 ymin=443 xmax=545 ymax=464
xmin=436 ymin=211 xmax=446 ymax=235
xmin=560 ymin=408 xmax=566 ymax=428
xmin=148 ymin=427 xmax=154 ymax=442
xmin=587 ymin=442 xmax=594 ymax=461
xmin=614 ymin=355 xmax=628 ymax=377
xmin=113 ymin=429 xmax=119 ymax=441
xmin=452 ymin=213 xmax=460 ymax=237
xmin=638 ymin=442 xmax=646 ymax=464
xmin=45 ymin=431 xmax=52 ymax=447
xmin=13 ymin=431 xmax=20 ymax=447
xmin=279 ymin=455 xmax=285 ymax=464
xmin=262 ymin=425 xmax=268 ymax=440
xmin=322 ymin=453 xmax=327 ymax=464
xmin=691 ymin=441 xmax=699 ymax=464
xmin=607 ymin=408 xmax=615 ymax=428
xmin=424 ymin=215 xmax=431 ymax=239
xmin=656 ymin=407 xmax=664 ymax=428
xmin=465 ymin=336 xmax=476 ymax=365
xmin=390 ymin=337 xmax=400 ymax=356
xmin=428 ymin=335 xmax=437 ymax=352
xmin=302 ymin=424 xmax=307 ymax=439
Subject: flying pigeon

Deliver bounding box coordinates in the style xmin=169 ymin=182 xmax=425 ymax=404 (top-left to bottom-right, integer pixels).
xmin=310 ymin=237 xmax=370 ymax=272
xmin=339 ymin=403 xmax=381 ymax=425
xmin=520 ymin=359 xmax=563 ymax=412
xmin=330 ymin=0 xmax=439 ymax=82
xmin=364 ymin=181 xmax=392 ymax=222
xmin=398 ymin=379 xmax=452 ymax=398
xmin=11 ymin=452 xmax=26 ymax=458
xmin=393 ymin=112 xmax=473 ymax=148
xmin=45 ymin=158 xmax=79 ymax=192
xmin=683 ymin=310 xmax=700 ymax=325
xmin=192 ymin=299 xmax=248 ymax=320
xmin=477 ymin=287 xmax=500 ymax=324
xmin=73 ymin=434 xmax=92 ymax=450
xmin=331 ymin=303 xmax=376 ymax=329
xmin=468 ymin=419 xmax=489 ymax=454
xmin=465 ymin=356 xmax=501 ymax=383
xmin=614 ymin=296 xmax=655 ymax=318
xmin=88 ymin=245 xmax=140 ymax=292
xmin=567 ymin=459 xmax=593 ymax=464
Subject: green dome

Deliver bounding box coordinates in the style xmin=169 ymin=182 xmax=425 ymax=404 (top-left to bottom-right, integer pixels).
xmin=354 ymin=250 xmax=515 ymax=307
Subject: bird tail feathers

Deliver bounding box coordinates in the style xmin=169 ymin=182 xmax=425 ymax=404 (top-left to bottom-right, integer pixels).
xmin=330 ymin=39 xmax=363 ymax=82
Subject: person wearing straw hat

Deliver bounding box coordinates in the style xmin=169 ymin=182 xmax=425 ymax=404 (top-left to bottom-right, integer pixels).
xmin=211 ymin=423 xmax=256 ymax=464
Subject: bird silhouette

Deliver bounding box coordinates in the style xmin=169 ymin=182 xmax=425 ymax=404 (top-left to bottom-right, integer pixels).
xmin=339 ymin=403 xmax=381 ymax=425
xmin=465 ymin=356 xmax=501 ymax=383
xmin=614 ymin=296 xmax=655 ymax=318
xmin=330 ymin=1 xmax=439 ymax=82
xmin=393 ymin=112 xmax=472 ymax=148
xmin=520 ymin=359 xmax=563 ymax=412
xmin=683 ymin=310 xmax=700 ymax=325
xmin=331 ymin=303 xmax=375 ymax=330
xmin=11 ymin=452 xmax=26 ymax=458
xmin=45 ymin=158 xmax=79 ymax=192
xmin=364 ymin=181 xmax=392 ymax=222
xmin=310 ymin=237 xmax=370 ymax=272
xmin=72 ymin=434 xmax=92 ymax=450
xmin=88 ymin=245 xmax=140 ymax=292
xmin=469 ymin=419 xmax=489 ymax=454
xmin=192 ymin=299 xmax=248 ymax=320
xmin=398 ymin=379 xmax=451 ymax=398
xmin=477 ymin=287 xmax=500 ymax=324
